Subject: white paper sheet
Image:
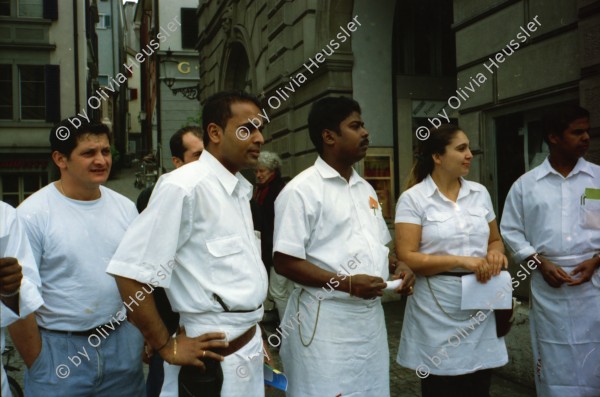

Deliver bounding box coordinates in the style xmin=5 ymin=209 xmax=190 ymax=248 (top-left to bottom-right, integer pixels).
xmin=384 ymin=279 xmax=403 ymax=291
xmin=460 ymin=271 xmax=512 ymax=310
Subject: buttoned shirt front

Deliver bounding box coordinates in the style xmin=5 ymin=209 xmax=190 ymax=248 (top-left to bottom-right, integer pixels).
xmin=500 ymin=157 xmax=600 ymax=262
xmin=273 ymin=157 xmax=391 ymax=300
xmin=107 ymin=150 xmax=268 ymax=317
xmin=395 ymin=175 xmax=495 ymax=260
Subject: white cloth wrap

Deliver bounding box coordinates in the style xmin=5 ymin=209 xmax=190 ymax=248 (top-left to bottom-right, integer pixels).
xmin=530 ymin=252 xmax=600 ymax=397
xmin=397 ymin=275 xmax=508 ymax=375
xmin=280 ymin=288 xmax=389 ymax=397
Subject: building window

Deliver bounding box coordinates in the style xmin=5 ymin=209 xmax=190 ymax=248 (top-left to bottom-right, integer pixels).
xmin=181 ymin=8 xmax=198 ymax=49
xmin=97 ymin=13 xmax=111 ymax=29
xmin=0 ymin=65 xmax=13 ymax=120
xmin=0 ymin=173 xmax=48 ymax=207
xmin=18 ymin=0 xmax=43 ymax=18
xmin=19 ymin=65 xmax=45 ymax=120
xmin=0 ymin=0 xmax=10 ymax=16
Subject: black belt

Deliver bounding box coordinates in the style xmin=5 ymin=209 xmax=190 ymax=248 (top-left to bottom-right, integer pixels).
xmin=437 ymin=272 xmax=472 ymax=277
xmin=39 ymin=321 xmax=122 ymax=337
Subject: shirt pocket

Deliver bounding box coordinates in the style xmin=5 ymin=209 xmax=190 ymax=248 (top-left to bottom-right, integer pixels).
xmin=580 ymin=200 xmax=600 ymax=230
xmin=423 ymin=211 xmax=455 ymax=240
xmin=466 ymin=207 xmax=490 ymax=237
xmin=206 ymin=235 xmax=245 ymax=284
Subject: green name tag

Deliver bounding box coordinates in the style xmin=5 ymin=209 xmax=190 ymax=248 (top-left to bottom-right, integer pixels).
xmin=585 ymin=188 xmax=600 ymax=201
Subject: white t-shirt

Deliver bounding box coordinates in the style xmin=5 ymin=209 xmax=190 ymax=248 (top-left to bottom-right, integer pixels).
xmin=106 ymin=151 xmax=267 ymax=331
xmin=17 ymin=184 xmax=137 ymax=331
xmin=273 ymin=156 xmax=391 ymax=300
xmin=1 ymin=201 xmax=44 ymax=397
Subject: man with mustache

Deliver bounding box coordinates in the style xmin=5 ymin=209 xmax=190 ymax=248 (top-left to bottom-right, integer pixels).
xmin=272 ymin=96 xmax=415 ymax=396
xmin=107 ymin=91 xmax=269 ymax=396
xmin=16 ymin=120 xmax=145 ymax=396
xmin=501 ymin=105 xmax=600 ymax=396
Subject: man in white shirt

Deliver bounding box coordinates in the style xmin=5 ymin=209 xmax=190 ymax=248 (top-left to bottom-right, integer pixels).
xmin=106 ymin=91 xmax=269 ymax=397
xmin=272 ymin=96 xmax=415 ymax=397
xmin=501 ymin=105 xmax=600 ymax=397
xmin=1 ymin=201 xmax=44 ymax=397
xmin=17 ymin=120 xmax=145 ymax=396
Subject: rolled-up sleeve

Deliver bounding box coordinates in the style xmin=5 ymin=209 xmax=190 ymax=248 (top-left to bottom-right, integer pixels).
xmin=106 ymin=178 xmax=192 ymax=288
xmin=500 ymin=179 xmax=536 ymax=262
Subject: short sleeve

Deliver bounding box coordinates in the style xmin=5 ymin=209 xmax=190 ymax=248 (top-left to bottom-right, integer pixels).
xmin=272 ymin=186 xmax=314 ymax=260
xmin=394 ymin=191 xmax=423 ymax=225
xmin=106 ymin=178 xmax=192 ymax=288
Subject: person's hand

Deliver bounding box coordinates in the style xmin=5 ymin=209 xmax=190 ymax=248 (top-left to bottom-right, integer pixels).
xmin=0 ymin=257 xmax=22 ymax=297
xmin=142 ymin=340 xmax=153 ymax=364
xmin=567 ymin=257 xmax=599 ymax=286
xmin=462 ymin=257 xmax=493 ymax=283
xmin=392 ymin=261 xmax=415 ymax=296
xmin=350 ymin=274 xmax=386 ymax=299
xmin=160 ymin=328 xmax=229 ymax=369
xmin=486 ymin=250 xmax=508 ymax=276
xmin=538 ymin=257 xmax=572 ymax=288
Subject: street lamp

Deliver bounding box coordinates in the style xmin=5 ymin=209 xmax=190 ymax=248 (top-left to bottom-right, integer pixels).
xmin=160 ymin=48 xmax=200 ymax=100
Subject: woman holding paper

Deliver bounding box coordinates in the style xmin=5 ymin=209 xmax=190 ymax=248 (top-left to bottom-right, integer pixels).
xmin=394 ymin=124 xmax=509 ymax=397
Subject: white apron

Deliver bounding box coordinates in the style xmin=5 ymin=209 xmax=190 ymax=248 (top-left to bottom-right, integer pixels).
xmin=160 ymin=311 xmax=265 ymax=397
xmin=530 ymin=253 xmax=600 ymax=397
xmin=397 ymin=275 xmax=508 ymax=375
xmin=280 ymin=288 xmax=389 ymax=397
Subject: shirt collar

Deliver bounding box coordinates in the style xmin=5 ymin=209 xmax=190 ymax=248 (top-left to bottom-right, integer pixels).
xmin=422 ymin=174 xmax=483 ymax=199
xmin=314 ymin=156 xmax=362 ymax=186
xmin=535 ymin=157 xmax=594 ymax=181
xmin=200 ymin=150 xmax=253 ymax=199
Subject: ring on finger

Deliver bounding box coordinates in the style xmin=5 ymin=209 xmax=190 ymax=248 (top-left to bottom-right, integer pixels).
xmin=202 ymin=350 xmax=206 ymax=358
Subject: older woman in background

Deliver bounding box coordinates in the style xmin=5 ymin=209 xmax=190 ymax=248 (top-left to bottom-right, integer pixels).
xmin=252 ymin=151 xmax=293 ymax=320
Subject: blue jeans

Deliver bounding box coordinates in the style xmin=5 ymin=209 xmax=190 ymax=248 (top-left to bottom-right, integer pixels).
xmin=24 ymin=321 xmax=145 ymax=397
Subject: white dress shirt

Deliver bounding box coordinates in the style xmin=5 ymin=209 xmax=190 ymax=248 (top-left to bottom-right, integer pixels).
xmin=395 ymin=174 xmax=495 ymax=261
xmin=107 ymin=150 xmax=268 ymax=334
xmin=273 ymin=156 xmax=391 ymax=299
xmin=500 ymin=157 xmax=600 ymax=263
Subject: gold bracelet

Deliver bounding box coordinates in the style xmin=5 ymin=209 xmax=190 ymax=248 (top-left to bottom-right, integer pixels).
xmin=349 ymin=275 xmax=352 ymax=296
xmin=173 ymin=335 xmax=177 ymax=357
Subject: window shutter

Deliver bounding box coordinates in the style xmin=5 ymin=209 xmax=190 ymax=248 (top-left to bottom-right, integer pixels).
xmin=45 ymin=65 xmax=60 ymax=122
xmin=43 ymin=0 xmax=58 ymax=20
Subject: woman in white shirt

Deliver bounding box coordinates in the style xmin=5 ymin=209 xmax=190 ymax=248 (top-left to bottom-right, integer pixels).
xmin=395 ymin=124 xmax=509 ymax=397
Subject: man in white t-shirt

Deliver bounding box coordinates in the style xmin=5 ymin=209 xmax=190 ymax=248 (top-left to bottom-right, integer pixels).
xmin=1 ymin=201 xmax=44 ymax=397
xmin=272 ymin=96 xmax=415 ymax=396
xmin=501 ymin=105 xmax=600 ymax=396
xmin=106 ymin=90 xmax=269 ymax=397
xmin=16 ymin=120 xmax=145 ymax=396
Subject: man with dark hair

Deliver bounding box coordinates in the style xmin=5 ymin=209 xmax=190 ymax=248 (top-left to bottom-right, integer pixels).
xmin=16 ymin=118 xmax=145 ymax=396
xmin=273 ymin=96 xmax=415 ymax=396
xmin=136 ymin=126 xmax=204 ymax=212
xmin=107 ymin=90 xmax=268 ymax=396
xmin=501 ymin=104 xmax=600 ymax=396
